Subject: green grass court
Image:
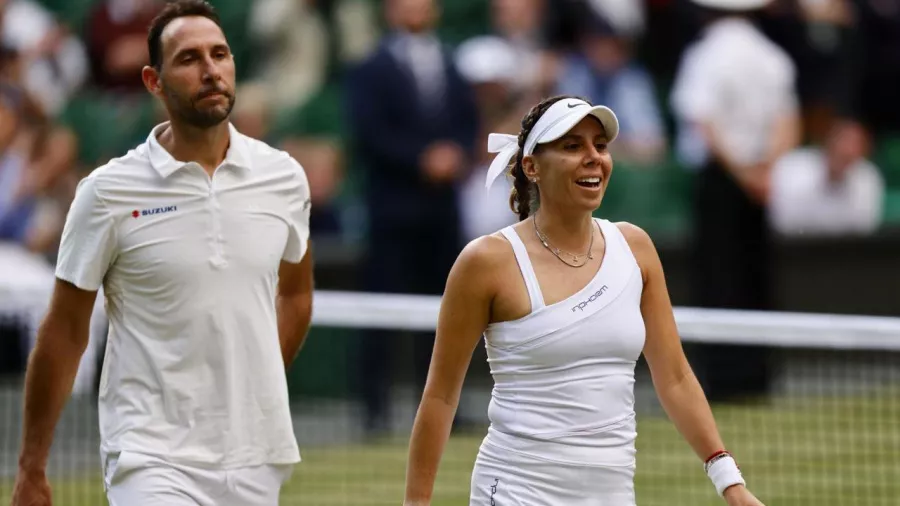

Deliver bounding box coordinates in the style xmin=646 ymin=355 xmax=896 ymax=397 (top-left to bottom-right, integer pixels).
xmin=2 ymin=391 xmax=898 ymax=505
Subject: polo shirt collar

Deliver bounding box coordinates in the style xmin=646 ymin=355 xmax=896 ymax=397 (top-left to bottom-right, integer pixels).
xmin=147 ymin=122 xmax=252 ymax=178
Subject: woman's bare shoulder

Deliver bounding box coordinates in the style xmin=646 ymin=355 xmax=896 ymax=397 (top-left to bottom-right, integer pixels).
xmin=442 ymin=233 xmax=516 ymax=308
xmin=455 ymin=232 xmax=515 ymax=275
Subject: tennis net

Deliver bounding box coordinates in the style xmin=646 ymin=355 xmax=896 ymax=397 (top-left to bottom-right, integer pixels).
xmin=1 ymin=290 xmax=899 ymax=505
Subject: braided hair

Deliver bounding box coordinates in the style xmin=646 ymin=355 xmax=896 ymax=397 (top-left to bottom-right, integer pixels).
xmin=508 ymin=95 xmax=582 ymax=221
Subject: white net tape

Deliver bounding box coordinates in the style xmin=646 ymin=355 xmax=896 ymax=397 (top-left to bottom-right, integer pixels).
xmin=313 ymin=290 xmax=900 ymax=350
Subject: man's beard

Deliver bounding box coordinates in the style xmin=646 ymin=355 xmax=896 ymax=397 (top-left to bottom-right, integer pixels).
xmin=165 ymin=85 xmax=236 ymax=128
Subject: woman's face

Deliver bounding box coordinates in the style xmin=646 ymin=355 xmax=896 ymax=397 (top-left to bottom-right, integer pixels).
xmin=524 ymin=116 xmax=613 ymax=213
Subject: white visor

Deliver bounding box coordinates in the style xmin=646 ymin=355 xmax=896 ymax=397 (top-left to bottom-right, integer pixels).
xmin=485 ymin=98 xmax=619 ymax=190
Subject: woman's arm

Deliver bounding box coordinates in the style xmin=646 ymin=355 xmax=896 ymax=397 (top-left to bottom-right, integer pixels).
xmin=403 ymin=237 xmax=501 ymax=506
xmin=623 ymin=223 xmax=725 ymax=460
xmin=619 ymin=223 xmax=764 ymax=506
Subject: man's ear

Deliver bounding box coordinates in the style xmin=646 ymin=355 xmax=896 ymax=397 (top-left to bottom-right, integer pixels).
xmin=141 ymin=66 xmax=162 ymax=97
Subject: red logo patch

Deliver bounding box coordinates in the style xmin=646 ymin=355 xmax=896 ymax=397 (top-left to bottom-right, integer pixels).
xmin=132 ymin=210 xmax=140 ymax=218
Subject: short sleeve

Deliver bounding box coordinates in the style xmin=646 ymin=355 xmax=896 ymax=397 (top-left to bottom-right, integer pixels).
xmin=282 ymin=159 xmax=312 ymax=263
xmin=777 ymin=54 xmax=800 ymax=115
xmin=670 ymin=46 xmax=718 ymax=123
xmin=55 ymin=174 xmax=118 ymax=291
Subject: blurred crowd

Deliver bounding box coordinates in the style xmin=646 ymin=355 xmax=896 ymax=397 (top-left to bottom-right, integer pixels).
xmin=2 ymin=0 xmax=900 ymax=429
xmin=1 ymin=0 xmax=897 ymax=263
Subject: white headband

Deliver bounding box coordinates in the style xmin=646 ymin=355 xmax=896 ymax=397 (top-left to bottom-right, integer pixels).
xmin=485 ymin=99 xmax=619 ymax=190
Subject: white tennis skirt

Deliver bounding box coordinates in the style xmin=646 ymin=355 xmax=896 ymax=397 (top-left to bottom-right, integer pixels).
xmin=469 ymin=437 xmax=637 ymax=505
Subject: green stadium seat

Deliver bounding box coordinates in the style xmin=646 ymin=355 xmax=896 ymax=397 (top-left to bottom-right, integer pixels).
xmin=206 ymin=0 xmax=255 ymax=80
xmin=287 ymin=327 xmax=358 ymax=398
xmin=436 ymin=0 xmax=491 ymax=46
xmin=883 ymin=189 xmax=900 ymax=225
xmin=595 ymin=160 xmax=691 ymax=240
xmin=873 ymin=135 xmax=900 ymax=189
xmin=37 ymin=0 xmax=95 ymax=29
xmin=272 ymin=84 xmax=346 ymax=140
xmin=58 ymin=93 xmax=159 ymax=168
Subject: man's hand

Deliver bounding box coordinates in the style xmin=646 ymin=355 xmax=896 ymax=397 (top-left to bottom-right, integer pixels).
xmin=420 ymin=142 xmax=465 ymax=184
xmin=733 ymin=163 xmax=771 ymax=206
xmin=10 ymin=469 xmax=52 ymax=506
xmin=723 ymin=484 xmax=765 ymax=506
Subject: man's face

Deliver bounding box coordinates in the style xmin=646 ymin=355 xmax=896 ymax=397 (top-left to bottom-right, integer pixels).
xmin=151 ymin=16 xmax=236 ymax=128
xmin=582 ymin=34 xmax=627 ymax=75
xmin=387 ymin=0 xmax=437 ymax=33
xmin=826 ymin=122 xmax=869 ymax=180
xmin=492 ymin=0 xmax=540 ymax=36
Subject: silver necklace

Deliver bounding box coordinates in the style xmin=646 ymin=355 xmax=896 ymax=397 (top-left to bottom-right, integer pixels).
xmin=533 ymin=214 xmax=594 ymax=268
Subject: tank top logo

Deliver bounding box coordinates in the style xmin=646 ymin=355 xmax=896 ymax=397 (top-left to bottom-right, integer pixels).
xmin=571 ymin=284 xmax=609 ymax=312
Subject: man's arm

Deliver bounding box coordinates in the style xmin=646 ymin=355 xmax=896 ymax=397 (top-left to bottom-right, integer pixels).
xmin=697 ymin=122 xmax=751 ymax=180
xmin=17 ymin=171 xmax=115 ymax=481
xmin=277 ymin=246 xmax=314 ymax=370
xmin=763 ymin=111 xmax=802 ymax=166
xmin=18 ymin=280 xmax=97 ymax=474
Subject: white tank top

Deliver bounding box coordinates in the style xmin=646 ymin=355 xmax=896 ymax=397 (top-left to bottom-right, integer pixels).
xmin=483 ymin=218 xmax=646 ymax=466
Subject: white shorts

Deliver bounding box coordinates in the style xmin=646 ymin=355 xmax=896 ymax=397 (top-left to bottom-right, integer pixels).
xmin=469 ymin=440 xmax=636 ymax=505
xmin=103 ymin=450 xmax=294 ymax=506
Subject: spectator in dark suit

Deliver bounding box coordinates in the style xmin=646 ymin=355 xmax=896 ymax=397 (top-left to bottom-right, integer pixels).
xmin=345 ymin=0 xmax=479 ymax=437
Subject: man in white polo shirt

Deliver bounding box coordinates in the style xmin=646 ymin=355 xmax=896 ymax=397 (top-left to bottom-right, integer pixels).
xmin=11 ymin=1 xmax=313 ymax=505
xmin=669 ymin=0 xmax=801 ymax=402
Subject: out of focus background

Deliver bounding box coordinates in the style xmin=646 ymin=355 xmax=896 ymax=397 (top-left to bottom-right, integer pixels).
xmin=1 ymin=0 xmax=899 ymax=504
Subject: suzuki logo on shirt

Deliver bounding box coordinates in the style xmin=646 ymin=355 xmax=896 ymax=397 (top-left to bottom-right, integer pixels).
xmin=132 ymin=205 xmax=178 ymax=218
xmin=571 ymin=285 xmax=609 ymax=312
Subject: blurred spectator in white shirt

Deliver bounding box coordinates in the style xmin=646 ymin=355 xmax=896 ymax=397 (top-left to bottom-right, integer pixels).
xmin=455 ymin=35 xmax=521 ymax=241
xmin=0 ymin=42 xmax=76 ymax=256
xmin=248 ymin=0 xmax=329 ymax=112
xmin=671 ymin=11 xmax=800 ymax=183
xmin=248 ymin=0 xmax=378 ymax=114
xmin=669 ymin=0 xmax=802 ymax=402
xmin=770 ymin=120 xmax=884 ymax=237
xmin=0 ymin=0 xmax=87 ymax=117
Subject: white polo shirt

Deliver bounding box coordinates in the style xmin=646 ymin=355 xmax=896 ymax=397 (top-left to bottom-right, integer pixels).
xmin=769 ymin=148 xmax=884 ymax=236
xmin=670 ymin=17 xmax=799 ymax=170
xmin=55 ymin=122 xmax=310 ymax=469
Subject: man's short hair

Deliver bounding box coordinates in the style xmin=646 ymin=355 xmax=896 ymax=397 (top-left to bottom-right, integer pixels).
xmin=147 ymin=0 xmax=222 ymax=70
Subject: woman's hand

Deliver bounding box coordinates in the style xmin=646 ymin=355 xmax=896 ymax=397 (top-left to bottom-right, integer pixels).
xmin=723 ymin=484 xmax=765 ymax=506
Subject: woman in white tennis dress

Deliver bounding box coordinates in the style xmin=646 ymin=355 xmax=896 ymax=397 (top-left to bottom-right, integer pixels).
xmin=402 ymin=94 xmax=765 ymax=506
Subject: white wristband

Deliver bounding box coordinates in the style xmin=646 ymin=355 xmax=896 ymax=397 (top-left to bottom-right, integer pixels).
xmin=706 ymin=455 xmax=745 ymax=497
